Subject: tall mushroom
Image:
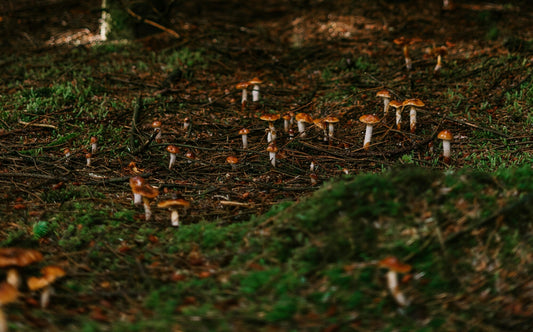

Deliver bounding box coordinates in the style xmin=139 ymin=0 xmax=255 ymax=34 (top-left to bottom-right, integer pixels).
xmin=433 ymin=46 xmax=448 ymax=72
xmin=85 ymin=152 xmax=92 ymax=167
xmin=378 ymin=257 xmax=412 ymax=306
xmin=267 ymin=143 xmax=278 ymax=167
xmin=157 ymin=199 xmax=190 ymax=227
xmin=0 ymin=282 xmax=18 ymax=332
xmin=282 ymin=113 xmax=291 ymax=132
xmin=260 ymin=113 xmax=280 ymax=143
xmin=393 ymin=37 xmax=421 ymax=70
xmin=313 ymin=118 xmax=327 ymax=142
xmin=295 ymin=113 xmax=313 ymax=137
xmin=438 ymin=130 xmax=453 ymax=164
xmin=239 ymin=128 xmax=250 ymax=149
xmin=27 ymin=265 xmax=66 ymax=308
xmin=235 ymin=82 xmax=250 ymax=111
xmin=167 ymin=145 xmax=180 ymax=170
xmin=0 ymin=248 xmax=43 ymax=289
xmin=324 ymin=115 xmax=340 ymax=140
xmin=129 ymin=176 xmax=159 ymax=221
xmin=389 ymin=100 xmax=403 ymax=130
xmin=90 ymin=136 xmax=98 ymax=154
xmin=402 ymin=99 xmax=425 ymax=133
xmin=359 ymin=114 xmax=380 ymax=150
xmin=376 ymin=90 xmax=392 ymax=116
xmin=151 ymin=120 xmax=162 ymax=143
xmin=226 ymin=155 xmax=239 ymax=170
xmin=249 ymin=77 xmax=263 ymax=102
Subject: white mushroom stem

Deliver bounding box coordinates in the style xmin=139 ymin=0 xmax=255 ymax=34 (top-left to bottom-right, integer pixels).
xmin=133 ymin=193 xmax=142 ymax=205
xmin=269 ymin=129 xmax=277 ymax=142
xmin=297 ymin=121 xmax=306 ymax=136
xmin=6 ymin=269 xmax=20 ymax=289
xmin=442 ymin=139 xmax=451 ymax=159
xmin=363 ymin=124 xmax=375 ymax=150
xmin=283 ymin=119 xmax=289 ymax=132
xmin=86 ymin=156 xmax=91 ymax=167
xmin=154 ymin=128 xmax=162 ymax=142
xmin=0 ymin=309 xmax=7 ymax=332
xmin=386 ymin=270 xmax=409 ymax=306
xmin=241 ymin=134 xmax=248 ymax=149
xmin=269 ymin=151 xmax=276 ymax=167
xmin=396 ymin=108 xmax=402 ymax=130
xmin=409 ymin=107 xmax=417 ymax=133
xmin=252 ymin=85 xmax=260 ymax=102
xmin=241 ymin=89 xmax=248 ymax=104
xmin=91 ymin=142 xmax=97 ymax=154
xmin=383 ymin=98 xmax=390 ymax=116
xmin=40 ymin=285 xmax=53 ymax=308
xmin=168 ymin=153 xmax=176 ymax=170
xmin=434 ymin=55 xmax=443 ymax=71
xmin=328 ymin=123 xmax=335 ymax=138
xmin=143 ymin=197 xmax=152 ymax=221
xmin=170 ymin=209 xmax=180 ymax=227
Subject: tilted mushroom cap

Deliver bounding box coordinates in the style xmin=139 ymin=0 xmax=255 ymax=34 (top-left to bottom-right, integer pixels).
xmin=376 ymin=90 xmax=391 ymax=99
xmin=260 ymin=113 xmax=280 ymax=122
xmin=378 ymin=256 xmax=412 ymax=273
xmin=235 ymin=82 xmax=250 ymax=89
xmin=248 ymin=77 xmax=263 ymax=85
xmin=166 ymin=145 xmax=180 ymax=154
xmin=27 ymin=276 xmax=50 ymax=291
xmin=129 ymin=176 xmax=159 ymax=198
xmin=389 ymin=100 xmax=403 ymax=109
xmin=238 ymin=128 xmax=250 ymax=135
xmin=402 ymin=98 xmax=425 ymax=107
xmin=324 ymin=116 xmax=340 ymax=123
xmin=41 ymin=265 xmax=66 ymax=282
xmin=226 ymin=156 xmax=239 ymax=165
xmin=313 ymin=119 xmax=326 ymax=130
xmin=0 ymin=248 xmax=43 ymax=268
xmin=266 ymin=143 xmax=279 ymax=153
xmin=129 ymin=176 xmax=145 ymax=190
xmin=0 ymin=282 xmax=18 ymax=305
xmin=432 ymin=46 xmax=448 ymax=56
xmin=295 ymin=113 xmax=313 ymax=123
xmin=157 ymin=199 xmax=190 ymax=209
xmin=438 ymin=130 xmax=453 ymax=140
xmin=359 ymin=114 xmax=380 ymax=125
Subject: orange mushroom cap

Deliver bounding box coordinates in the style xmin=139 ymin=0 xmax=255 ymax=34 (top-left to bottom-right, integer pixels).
xmin=438 ymin=130 xmax=453 ymax=141
xmin=226 ymin=156 xmax=239 ymax=164
xmin=402 ymin=99 xmax=425 ymax=108
xmin=359 ymin=114 xmax=380 ymax=125
xmin=166 ymin=145 xmax=180 ymax=154
xmin=260 ymin=113 xmax=280 ymax=122
xmin=378 ymin=256 xmax=412 ymax=273
xmin=295 ymin=113 xmax=313 ymax=123
xmin=239 ymin=128 xmax=250 ymax=135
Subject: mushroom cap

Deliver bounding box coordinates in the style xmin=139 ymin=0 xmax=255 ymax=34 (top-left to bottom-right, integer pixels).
xmin=129 ymin=176 xmax=145 ymax=190
xmin=266 ymin=143 xmax=278 ymax=153
xmin=359 ymin=114 xmax=380 ymax=125
xmin=313 ymin=119 xmax=326 ymax=130
xmin=433 ymin=46 xmax=448 ymax=56
xmin=226 ymin=156 xmax=239 ymax=164
xmin=389 ymin=100 xmax=403 ymax=109
xmin=129 ymin=176 xmax=159 ymax=198
xmin=0 ymin=282 xmax=18 ymax=305
xmin=85 ymin=152 xmax=92 ymax=159
xmin=90 ymin=136 xmax=97 ymax=144
xmin=378 ymin=256 xmax=412 ymax=273
xmin=166 ymin=145 xmax=180 ymax=154
xmin=402 ymin=98 xmax=425 ymax=107
xmin=394 ymin=37 xmax=421 ymax=45
xmin=438 ymin=130 xmax=453 ymax=140
xmin=0 ymin=248 xmax=43 ymax=268
xmin=185 ymin=151 xmax=197 ymax=160
xmin=151 ymin=120 xmax=162 ymax=128
xmin=235 ymin=82 xmax=249 ymax=89
xmin=295 ymin=113 xmax=313 ymax=123
xmin=282 ymin=113 xmax=291 ymax=121
xmin=27 ymin=276 xmax=51 ymax=291
xmin=239 ymin=128 xmax=250 ymax=135
xmin=248 ymin=77 xmax=263 ymax=85
xmin=376 ymin=89 xmax=392 ymax=99
xmin=41 ymin=265 xmax=66 ymax=282
xmin=260 ymin=113 xmax=280 ymax=122
xmin=324 ymin=115 xmax=340 ymax=123
xmin=157 ymin=198 xmax=190 ymax=209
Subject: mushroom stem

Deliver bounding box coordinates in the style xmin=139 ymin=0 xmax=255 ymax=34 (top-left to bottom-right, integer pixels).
xmin=142 ymin=197 xmax=152 ymax=221
xmin=383 ymin=98 xmax=390 ymax=116
xmin=396 ymin=109 xmax=402 ymax=130
xmin=252 ymin=85 xmax=260 ymax=102
xmin=435 ymin=54 xmax=442 ymax=71
xmin=170 ymin=209 xmax=180 ymax=227
xmin=241 ymin=134 xmax=248 ymax=149
xmin=40 ymin=285 xmax=53 ymax=308
xmin=442 ymin=140 xmax=451 ymax=164
xmin=297 ymin=121 xmax=306 ymax=136
xmin=403 ymin=45 xmax=412 ymax=70
xmin=0 ymin=309 xmax=6 ymax=332
xmin=6 ymin=269 xmax=20 ymax=289
xmin=241 ymin=89 xmax=248 ymax=108
xmin=169 ymin=153 xmax=176 ymax=170
xmin=363 ymin=125 xmax=374 ymax=150
xmin=409 ymin=107 xmax=417 ymax=133
xmin=283 ymin=118 xmax=289 ymax=132
xmin=386 ymin=270 xmax=409 ymax=306
xmin=269 ymin=152 xmax=276 ymax=167
xmin=133 ymin=193 xmax=142 ymax=205
xmin=328 ymin=123 xmax=335 ymax=139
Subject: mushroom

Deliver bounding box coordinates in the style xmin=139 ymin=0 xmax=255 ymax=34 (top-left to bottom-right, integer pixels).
xmin=282 ymin=113 xmax=291 ymax=132
xmin=359 ymin=114 xmax=380 ymax=150
xmin=389 ymin=100 xmax=403 ymax=130
xmin=183 ymin=117 xmax=190 ymax=131
xmin=402 ymin=99 xmax=425 ymax=133
xmin=235 ymin=82 xmax=250 ymax=111
xmin=167 ymin=145 xmax=180 ymax=170
xmin=239 ymin=128 xmax=250 ymax=149
xmin=185 ymin=150 xmax=197 ymax=163
xmin=0 ymin=248 xmax=43 ymax=289
xmin=63 ymin=148 xmax=71 ymax=163
xmin=226 ymin=155 xmax=239 ymax=170
xmin=27 ymin=265 xmax=66 ymax=308
xmin=157 ymin=198 xmax=190 ymax=227
xmin=438 ymin=130 xmax=453 ymax=164
xmin=295 ymin=113 xmax=313 ymax=137
xmin=393 ymin=37 xmax=421 ymax=70
xmin=90 ymin=136 xmax=98 ymax=154
xmin=0 ymin=282 xmax=18 ymax=332
xmin=378 ymin=257 xmax=412 ymax=306
xmin=376 ymin=90 xmax=392 ymax=116
xmin=85 ymin=152 xmax=92 ymax=167
xmin=309 ymin=173 xmax=318 ymax=186
xmin=129 ymin=176 xmax=159 ymax=221
xmin=313 ymin=118 xmax=327 ymax=142
xmin=324 ymin=116 xmax=340 ymax=140
xmin=260 ymin=113 xmax=280 ymax=142
xmin=249 ymin=77 xmax=263 ymax=102
xmin=266 ymin=143 xmax=278 ymax=167
xmin=432 ymin=46 xmax=448 ymax=72
xmin=151 ymin=120 xmax=162 ymax=143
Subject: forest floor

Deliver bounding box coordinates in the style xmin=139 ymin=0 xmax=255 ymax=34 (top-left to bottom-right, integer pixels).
xmin=0 ymin=0 xmax=532 ymax=330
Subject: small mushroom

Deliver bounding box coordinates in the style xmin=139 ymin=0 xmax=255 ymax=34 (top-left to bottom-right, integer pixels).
xmin=185 ymin=150 xmax=197 ymax=163
xmin=235 ymin=82 xmax=250 ymax=111
xmin=313 ymin=119 xmax=327 ymax=142
xmin=402 ymin=99 xmax=425 ymax=133
xmin=379 ymin=257 xmax=412 ymax=306
xmin=295 ymin=113 xmax=313 ymax=137
xmin=249 ymin=77 xmax=263 ymax=102
xmin=167 ymin=145 xmax=180 ymax=170
xmin=389 ymin=100 xmax=404 ymax=130
xmin=183 ymin=117 xmax=190 ymax=131
xmin=260 ymin=113 xmax=280 ymax=142
xmin=376 ymin=90 xmax=392 ymax=116
xmin=282 ymin=113 xmax=291 ymax=132
xmin=129 ymin=176 xmax=159 ymax=221
xmin=438 ymin=130 xmax=453 ymax=164
xmin=266 ymin=143 xmax=278 ymax=167
xmin=158 ymin=199 xmax=190 ymax=227
xmin=239 ymin=128 xmax=250 ymax=149
xmin=0 ymin=282 xmax=18 ymax=332
xmin=90 ymin=136 xmax=98 ymax=154
xmin=226 ymin=155 xmax=239 ymax=170
xmin=359 ymin=114 xmax=380 ymax=150
xmin=151 ymin=120 xmax=162 ymax=143
xmin=324 ymin=115 xmax=340 ymax=140
xmin=432 ymin=46 xmax=448 ymax=72
xmin=27 ymin=265 xmax=66 ymax=308
xmin=0 ymin=248 xmax=43 ymax=289
xmin=85 ymin=152 xmax=92 ymax=167
xmin=393 ymin=37 xmax=422 ymax=70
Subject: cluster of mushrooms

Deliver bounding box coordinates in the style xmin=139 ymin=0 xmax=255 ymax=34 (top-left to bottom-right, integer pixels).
xmin=0 ymin=248 xmax=65 ymax=331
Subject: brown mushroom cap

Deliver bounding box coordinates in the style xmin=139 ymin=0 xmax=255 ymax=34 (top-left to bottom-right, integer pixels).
xmin=151 ymin=120 xmax=162 ymax=128
xmin=166 ymin=145 xmax=180 ymax=154
xmin=376 ymin=90 xmax=392 ymax=99
xmin=226 ymin=156 xmax=239 ymax=165
xmin=0 ymin=282 xmax=18 ymax=305
xmin=402 ymin=98 xmax=425 ymax=108
xmin=438 ymin=130 xmax=453 ymax=141
xmin=129 ymin=176 xmax=145 ymax=190
xmin=41 ymin=265 xmax=66 ymax=282
xmin=260 ymin=114 xmax=280 ymax=122
xmin=359 ymin=114 xmax=380 ymax=125
xmin=90 ymin=136 xmax=97 ymax=144
xmin=266 ymin=143 xmax=279 ymax=153
xmin=389 ymin=100 xmax=403 ymax=109
xmin=248 ymin=77 xmax=263 ymax=85
xmin=157 ymin=199 xmax=190 ymax=209
xmin=282 ymin=114 xmax=291 ymax=121
xmin=238 ymin=128 xmax=250 ymax=135
xmin=185 ymin=151 xmax=197 ymax=160
xmin=0 ymin=248 xmax=43 ymax=268
xmin=129 ymin=176 xmax=159 ymax=198
xmin=378 ymin=256 xmax=412 ymax=273
xmin=235 ymin=82 xmax=249 ymax=89
xmin=27 ymin=276 xmax=50 ymax=291
xmin=324 ymin=116 xmax=340 ymax=123
xmin=295 ymin=113 xmax=313 ymax=123
xmin=313 ymin=119 xmax=326 ymax=130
